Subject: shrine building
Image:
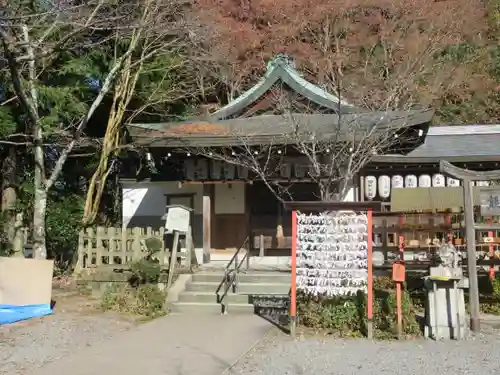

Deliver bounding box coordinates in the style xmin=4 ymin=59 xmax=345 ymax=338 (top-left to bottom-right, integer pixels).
xmin=120 ymin=55 xmax=500 ymax=261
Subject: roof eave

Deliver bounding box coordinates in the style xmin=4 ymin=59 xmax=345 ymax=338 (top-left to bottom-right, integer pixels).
xmin=371 ymin=155 xmax=500 ymax=163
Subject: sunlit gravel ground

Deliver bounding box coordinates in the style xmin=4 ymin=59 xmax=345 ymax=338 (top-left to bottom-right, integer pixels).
xmin=230 ymin=325 xmax=500 ymax=375
xmin=0 ymin=293 xmax=135 ymax=375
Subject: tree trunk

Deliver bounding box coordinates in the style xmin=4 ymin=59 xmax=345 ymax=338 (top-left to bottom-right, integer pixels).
xmin=32 ymin=185 xmax=47 ymax=259
xmin=33 ymin=133 xmax=47 ymax=259
xmin=319 ymin=180 xmax=336 ymax=201
xmin=1 ymin=146 xmax=18 ymax=255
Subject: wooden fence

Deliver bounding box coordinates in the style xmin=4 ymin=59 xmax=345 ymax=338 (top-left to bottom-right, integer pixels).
xmin=76 ymin=226 xmax=169 ymax=270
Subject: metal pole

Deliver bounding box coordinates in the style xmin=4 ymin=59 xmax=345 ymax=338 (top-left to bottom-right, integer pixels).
xmin=463 ymin=179 xmax=480 ymax=332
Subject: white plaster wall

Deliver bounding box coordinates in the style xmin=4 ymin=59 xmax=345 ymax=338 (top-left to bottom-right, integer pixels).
xmin=122 ymin=182 xmax=203 ymax=228
xmin=343 ymin=186 xmax=356 ymax=202
xmin=214 ymin=183 xmax=245 ymax=214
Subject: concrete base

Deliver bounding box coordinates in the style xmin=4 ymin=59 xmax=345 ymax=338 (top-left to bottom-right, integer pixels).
xmin=424 ymin=273 xmax=468 ymax=340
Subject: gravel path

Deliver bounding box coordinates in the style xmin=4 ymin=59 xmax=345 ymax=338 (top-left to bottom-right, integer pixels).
xmin=231 ymin=328 xmax=500 ymax=375
xmin=0 ymin=293 xmax=135 ymax=375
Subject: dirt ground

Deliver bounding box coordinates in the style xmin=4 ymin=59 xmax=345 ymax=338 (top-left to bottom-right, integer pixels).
xmin=0 ymin=281 xmax=137 ymax=375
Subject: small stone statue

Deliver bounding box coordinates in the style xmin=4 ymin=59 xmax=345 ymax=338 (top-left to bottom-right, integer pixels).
xmin=437 ymin=242 xmax=461 ymax=268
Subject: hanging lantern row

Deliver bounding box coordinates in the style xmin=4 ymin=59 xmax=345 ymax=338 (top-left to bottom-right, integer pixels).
xmin=179 ymin=148 xmax=277 ymax=157
xmin=364 ymin=174 xmax=491 ymax=200
xmin=183 ymin=158 xmax=249 ymax=180
xmin=167 ymin=147 xmax=340 ymax=158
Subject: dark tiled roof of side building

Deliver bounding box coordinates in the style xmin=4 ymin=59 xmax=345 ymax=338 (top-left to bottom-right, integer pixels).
xmin=373 ymin=124 xmax=500 ymax=163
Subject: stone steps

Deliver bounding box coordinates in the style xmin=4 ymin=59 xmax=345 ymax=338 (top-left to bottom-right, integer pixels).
xmin=170 ymin=302 xmax=255 ymax=314
xmin=192 ymin=272 xmax=290 ymax=284
xmin=185 ymin=281 xmax=290 ymax=294
xmin=178 ymin=291 xmax=250 ymax=304
xmin=171 ymin=270 xmax=290 ymax=315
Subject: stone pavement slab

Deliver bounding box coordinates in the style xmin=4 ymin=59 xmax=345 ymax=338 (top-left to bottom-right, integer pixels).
xmin=28 ymin=314 xmax=273 ymax=375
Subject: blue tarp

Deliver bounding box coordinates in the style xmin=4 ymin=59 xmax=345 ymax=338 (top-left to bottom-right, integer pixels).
xmin=0 ymin=304 xmax=53 ymax=325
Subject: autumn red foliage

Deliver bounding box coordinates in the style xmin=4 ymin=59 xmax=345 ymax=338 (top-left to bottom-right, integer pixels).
xmin=195 ymin=0 xmax=491 ymax=118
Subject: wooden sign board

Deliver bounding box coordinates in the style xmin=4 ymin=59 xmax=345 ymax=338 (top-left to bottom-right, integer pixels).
xmin=165 ymin=205 xmax=191 ymax=233
xmin=480 ymin=188 xmax=500 ymax=216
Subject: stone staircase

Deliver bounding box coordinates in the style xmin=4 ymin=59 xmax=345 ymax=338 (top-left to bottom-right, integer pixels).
xmin=171 ymin=270 xmax=291 ymax=314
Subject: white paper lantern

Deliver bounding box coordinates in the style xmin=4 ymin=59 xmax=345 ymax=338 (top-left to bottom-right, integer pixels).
xmin=391 ymin=175 xmax=404 ymax=189
xmin=418 ymin=174 xmax=431 ymax=188
xmin=237 ymin=165 xmax=248 ymax=179
xmin=210 ymin=160 xmax=222 ymax=179
xmin=432 ymin=174 xmax=445 ymax=187
xmin=378 ymin=175 xmax=391 ymax=199
xmin=280 ymin=162 xmax=292 ymax=178
xmin=195 ymin=159 xmax=208 ymax=180
xmin=364 ymin=176 xmax=377 ymax=200
xmin=447 ymin=177 xmax=460 ymax=187
xmin=405 ymin=175 xmax=417 ymax=188
xmin=183 ymin=159 xmax=195 ymax=180
xmin=222 ymin=162 xmax=235 ymax=179
xmin=294 ymin=160 xmax=309 ymax=178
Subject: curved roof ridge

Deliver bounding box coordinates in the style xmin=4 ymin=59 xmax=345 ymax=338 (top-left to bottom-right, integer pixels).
xmin=210 ymin=55 xmax=362 ymax=120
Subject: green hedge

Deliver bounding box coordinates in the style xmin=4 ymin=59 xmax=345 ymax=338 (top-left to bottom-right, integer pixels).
xmin=296 ymin=282 xmax=421 ymax=338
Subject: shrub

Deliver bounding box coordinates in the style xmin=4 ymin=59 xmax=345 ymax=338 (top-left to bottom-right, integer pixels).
xmin=296 ymin=279 xmax=421 ymax=338
xmin=480 ymin=275 xmax=500 ymax=315
xmin=101 ymin=253 xmax=167 ymax=319
xmin=101 ymin=283 xmax=167 ymax=318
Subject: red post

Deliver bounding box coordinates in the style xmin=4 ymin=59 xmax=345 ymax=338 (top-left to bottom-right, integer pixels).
xmin=367 ymin=209 xmax=373 ymax=339
xmin=290 ymin=210 xmax=297 ymax=338
xmin=396 ymin=235 xmax=405 ymax=339
xmin=489 ymin=228 xmax=495 ymax=280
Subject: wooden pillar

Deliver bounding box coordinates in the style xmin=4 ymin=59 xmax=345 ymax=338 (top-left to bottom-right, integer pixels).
xmin=245 ymin=183 xmax=252 ymax=269
xmin=438 ymin=160 xmax=500 ymax=333
xmin=463 ymin=179 xmax=480 ymax=332
xmin=359 ymin=175 xmax=365 ymax=202
xmin=203 ymin=184 xmax=212 ymax=263
xmin=276 ymin=200 xmax=284 ymax=248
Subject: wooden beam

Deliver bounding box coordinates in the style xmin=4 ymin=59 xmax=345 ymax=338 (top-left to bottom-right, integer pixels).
xmin=283 ymin=200 xmax=382 ymax=212
xmin=202 ymin=184 xmax=212 ymax=263
xmin=440 ymin=160 xmax=500 ymax=181
xmin=474 ymin=223 xmax=500 ymax=231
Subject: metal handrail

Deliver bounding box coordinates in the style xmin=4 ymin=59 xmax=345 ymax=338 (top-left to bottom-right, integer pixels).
xmin=215 ymin=236 xmax=249 ymax=314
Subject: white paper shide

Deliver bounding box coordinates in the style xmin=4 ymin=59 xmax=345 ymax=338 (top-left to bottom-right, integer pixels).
xmin=295 ymin=211 xmax=369 ymax=297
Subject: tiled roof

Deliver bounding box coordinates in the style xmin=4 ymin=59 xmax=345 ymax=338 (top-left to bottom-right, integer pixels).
xmin=127 ymin=109 xmax=433 ymax=148
xmin=373 ymin=124 xmax=500 ymax=163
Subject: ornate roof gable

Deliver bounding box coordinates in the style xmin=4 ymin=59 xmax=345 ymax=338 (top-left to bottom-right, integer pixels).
xmin=210 ymin=54 xmax=362 ymax=120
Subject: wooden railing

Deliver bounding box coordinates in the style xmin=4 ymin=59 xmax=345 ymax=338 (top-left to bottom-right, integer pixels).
xmin=76 ymin=226 xmax=167 ymax=270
